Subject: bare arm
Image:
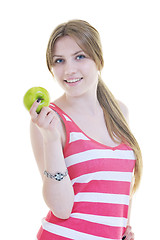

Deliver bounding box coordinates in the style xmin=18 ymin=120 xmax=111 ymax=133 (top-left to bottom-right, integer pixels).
xmin=30 ymin=100 xmax=74 ymax=219
xmin=123 ymin=179 xmax=135 ymax=239
xmin=118 ymin=100 xmax=133 ymax=225
xmin=127 ymin=198 xmax=132 ymax=225
xmin=127 ymin=177 xmax=134 ymax=225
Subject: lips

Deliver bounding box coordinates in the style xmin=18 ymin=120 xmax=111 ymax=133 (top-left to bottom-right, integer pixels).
xmin=64 ymin=77 xmax=83 ymax=83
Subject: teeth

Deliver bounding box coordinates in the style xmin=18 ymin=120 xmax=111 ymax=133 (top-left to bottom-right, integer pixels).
xmin=66 ymin=78 xmax=82 ymax=83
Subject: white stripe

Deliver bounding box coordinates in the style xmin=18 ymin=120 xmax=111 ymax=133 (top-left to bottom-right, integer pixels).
xmin=69 ymin=132 xmax=90 ymax=143
xmin=65 ymin=149 xmax=135 ymax=167
xmin=71 ymin=212 xmax=127 ymax=227
xmin=50 ymin=105 xmax=70 ymax=122
xmin=63 ymin=114 xmax=72 ymax=121
xmin=49 ymin=104 xmax=71 ymax=121
xmin=42 ymin=219 xmax=119 ymax=240
xmin=50 ymin=103 xmax=55 ymax=107
xmin=71 ymin=171 xmax=132 ymax=185
xmin=74 ymin=192 xmax=130 ymax=205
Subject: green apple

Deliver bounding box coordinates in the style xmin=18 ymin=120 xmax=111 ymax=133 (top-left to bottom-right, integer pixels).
xmin=23 ymin=86 xmax=50 ymax=113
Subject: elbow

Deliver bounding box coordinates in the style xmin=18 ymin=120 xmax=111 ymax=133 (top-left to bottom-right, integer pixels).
xmin=44 ymin=199 xmax=74 ymax=219
xmin=42 ymin=177 xmax=75 ymax=219
xmin=43 ymin=197 xmax=74 ymax=219
xmin=47 ymin=201 xmax=74 ymax=219
xmin=42 ymin=186 xmax=74 ymax=220
xmin=53 ymin=208 xmax=72 ymax=219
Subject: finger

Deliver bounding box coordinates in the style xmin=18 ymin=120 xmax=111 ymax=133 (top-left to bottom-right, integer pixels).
xmin=35 ymin=106 xmax=49 ymax=127
xmin=37 ymin=110 xmax=55 ymax=127
xmin=45 ymin=111 xmax=56 ymax=124
xmin=38 ymin=106 xmax=53 ymax=121
xmin=35 ymin=107 xmax=56 ymax=128
xmin=29 ymin=99 xmax=41 ymax=119
xmin=49 ymin=114 xmax=60 ymax=128
xmin=124 ymin=225 xmax=132 ymax=235
xmin=128 ymin=232 xmax=134 ymax=240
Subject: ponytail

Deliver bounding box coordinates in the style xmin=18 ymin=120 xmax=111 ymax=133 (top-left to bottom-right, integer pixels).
xmin=97 ymin=75 xmax=143 ymax=194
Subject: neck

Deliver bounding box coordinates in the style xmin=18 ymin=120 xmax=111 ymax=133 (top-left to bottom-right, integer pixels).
xmin=62 ymin=92 xmax=102 ymax=116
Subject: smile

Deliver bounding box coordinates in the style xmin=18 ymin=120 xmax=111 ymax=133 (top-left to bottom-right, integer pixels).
xmin=64 ymin=77 xmax=83 ymax=83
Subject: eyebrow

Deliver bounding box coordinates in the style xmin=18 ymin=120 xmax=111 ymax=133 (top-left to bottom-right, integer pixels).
xmin=53 ymin=50 xmax=84 ymax=58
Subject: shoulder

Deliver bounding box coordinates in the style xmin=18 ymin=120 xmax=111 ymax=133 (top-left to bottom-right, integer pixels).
xmin=117 ymin=100 xmax=129 ymax=123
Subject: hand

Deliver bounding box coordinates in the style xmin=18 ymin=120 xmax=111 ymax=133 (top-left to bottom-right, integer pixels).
xmin=122 ymin=225 xmax=135 ymax=240
xmin=30 ymin=100 xmax=61 ymax=142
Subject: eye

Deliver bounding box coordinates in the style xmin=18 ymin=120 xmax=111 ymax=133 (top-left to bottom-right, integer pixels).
xmin=76 ymin=54 xmax=86 ymax=60
xmin=54 ymin=59 xmax=64 ymax=64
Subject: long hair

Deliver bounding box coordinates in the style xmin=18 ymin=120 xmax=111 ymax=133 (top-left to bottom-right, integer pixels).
xmin=46 ymin=19 xmax=143 ymax=194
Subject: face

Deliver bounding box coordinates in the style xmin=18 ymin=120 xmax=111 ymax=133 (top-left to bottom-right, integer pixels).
xmin=51 ymin=36 xmax=99 ymax=97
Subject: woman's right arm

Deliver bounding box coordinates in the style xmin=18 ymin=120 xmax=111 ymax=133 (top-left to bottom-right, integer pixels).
xmin=30 ymin=100 xmax=74 ymax=219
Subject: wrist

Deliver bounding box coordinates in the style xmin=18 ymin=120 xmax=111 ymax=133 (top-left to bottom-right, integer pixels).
xmin=43 ymin=133 xmax=61 ymax=145
xmin=43 ymin=136 xmax=66 ymax=172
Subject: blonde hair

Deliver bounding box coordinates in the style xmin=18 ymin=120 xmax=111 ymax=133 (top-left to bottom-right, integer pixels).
xmin=46 ymin=19 xmax=143 ymax=194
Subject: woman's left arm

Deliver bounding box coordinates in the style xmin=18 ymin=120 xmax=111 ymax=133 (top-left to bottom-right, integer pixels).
xmin=127 ymin=198 xmax=132 ymax=225
xmin=118 ymin=101 xmax=135 ymax=239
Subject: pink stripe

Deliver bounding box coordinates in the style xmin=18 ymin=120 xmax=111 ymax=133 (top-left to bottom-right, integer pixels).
xmin=68 ymin=159 xmax=135 ymax=180
xmin=72 ymin=202 xmax=129 ymax=218
xmin=45 ymin=211 xmax=126 ymax=239
xmin=73 ymin=181 xmax=131 ymax=195
xmin=64 ymin=140 xmax=132 ymax=158
xmin=64 ymin=141 xmax=107 ymax=156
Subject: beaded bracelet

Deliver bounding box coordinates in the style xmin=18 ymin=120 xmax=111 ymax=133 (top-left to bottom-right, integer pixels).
xmin=44 ymin=169 xmax=68 ymax=181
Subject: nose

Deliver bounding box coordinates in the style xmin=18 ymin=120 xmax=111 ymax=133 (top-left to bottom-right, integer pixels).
xmin=64 ymin=60 xmax=76 ymax=77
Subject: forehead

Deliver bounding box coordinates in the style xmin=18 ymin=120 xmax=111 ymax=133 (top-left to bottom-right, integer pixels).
xmin=53 ymin=36 xmax=83 ymax=55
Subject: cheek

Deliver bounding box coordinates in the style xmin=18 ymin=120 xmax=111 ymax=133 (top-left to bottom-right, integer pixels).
xmin=52 ymin=67 xmax=63 ymax=79
xmin=84 ymin=62 xmax=98 ymax=78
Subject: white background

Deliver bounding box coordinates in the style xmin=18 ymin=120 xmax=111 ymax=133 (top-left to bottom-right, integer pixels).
xmin=0 ymin=0 xmax=160 ymax=239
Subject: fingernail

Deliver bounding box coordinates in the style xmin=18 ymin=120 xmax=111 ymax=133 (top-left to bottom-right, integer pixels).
xmin=122 ymin=236 xmax=126 ymax=240
xmin=37 ymin=98 xmax=41 ymax=103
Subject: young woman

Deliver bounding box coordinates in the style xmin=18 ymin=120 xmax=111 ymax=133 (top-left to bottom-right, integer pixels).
xmin=30 ymin=19 xmax=142 ymax=240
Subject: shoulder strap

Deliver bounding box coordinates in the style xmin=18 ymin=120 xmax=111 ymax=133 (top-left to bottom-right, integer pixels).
xmin=49 ymin=102 xmax=82 ymax=136
xmin=49 ymin=103 xmax=74 ymax=129
xmin=49 ymin=103 xmax=91 ymax=149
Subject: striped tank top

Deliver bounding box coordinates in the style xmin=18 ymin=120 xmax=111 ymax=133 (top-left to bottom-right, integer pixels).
xmin=37 ymin=103 xmax=136 ymax=240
